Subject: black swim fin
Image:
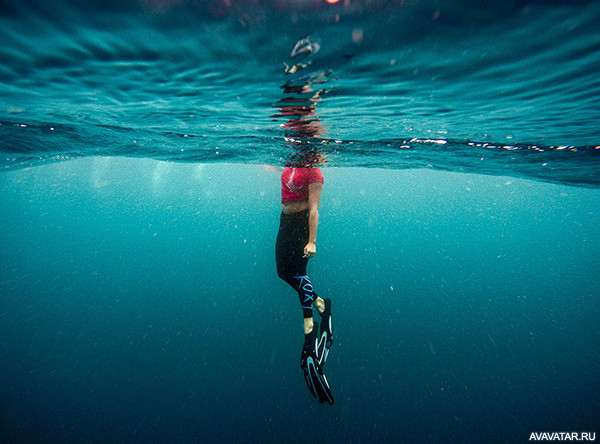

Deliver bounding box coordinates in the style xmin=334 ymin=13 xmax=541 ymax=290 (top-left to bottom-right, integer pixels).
xmin=301 ymin=322 xmax=334 ymax=405
xmin=316 ymin=298 xmax=333 ymax=367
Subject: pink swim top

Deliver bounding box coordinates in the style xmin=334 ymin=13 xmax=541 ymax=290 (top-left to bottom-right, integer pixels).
xmin=281 ymin=167 xmax=324 ymax=202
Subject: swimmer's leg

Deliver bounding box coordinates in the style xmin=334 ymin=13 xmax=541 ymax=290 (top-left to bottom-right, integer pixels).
xmin=290 ymin=275 xmax=318 ymax=334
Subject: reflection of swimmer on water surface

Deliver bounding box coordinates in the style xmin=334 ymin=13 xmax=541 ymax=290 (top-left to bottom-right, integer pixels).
xmin=281 ymin=119 xmax=325 ymax=137
xmin=275 ymin=75 xmax=330 ymax=138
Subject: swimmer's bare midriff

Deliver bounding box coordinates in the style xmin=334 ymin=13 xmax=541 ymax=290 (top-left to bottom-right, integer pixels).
xmin=282 ymin=200 xmax=309 ymax=214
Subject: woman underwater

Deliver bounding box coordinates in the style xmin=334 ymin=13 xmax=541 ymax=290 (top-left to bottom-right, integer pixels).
xmin=275 ymin=155 xmax=334 ymax=405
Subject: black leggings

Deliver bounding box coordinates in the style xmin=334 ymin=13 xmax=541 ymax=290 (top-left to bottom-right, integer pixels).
xmin=276 ymin=210 xmax=318 ymax=318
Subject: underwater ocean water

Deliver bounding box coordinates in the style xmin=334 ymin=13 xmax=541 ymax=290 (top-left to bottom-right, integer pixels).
xmin=1 ymin=0 xmax=599 ymax=442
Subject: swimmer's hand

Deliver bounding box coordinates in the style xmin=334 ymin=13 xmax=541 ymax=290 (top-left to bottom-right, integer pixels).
xmin=303 ymin=242 xmax=316 ymax=258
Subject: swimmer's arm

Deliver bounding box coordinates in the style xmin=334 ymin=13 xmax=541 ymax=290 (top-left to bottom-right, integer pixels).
xmin=263 ymin=165 xmax=284 ymax=172
xmin=304 ymin=182 xmax=322 ymax=257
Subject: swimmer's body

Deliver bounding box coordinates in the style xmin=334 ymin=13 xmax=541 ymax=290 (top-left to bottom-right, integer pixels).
xmin=275 ymin=164 xmax=334 ymax=405
xmin=281 ymin=181 xmax=324 ymax=332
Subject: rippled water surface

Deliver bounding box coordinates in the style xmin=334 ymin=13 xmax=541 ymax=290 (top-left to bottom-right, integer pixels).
xmin=1 ymin=0 xmax=599 ymax=185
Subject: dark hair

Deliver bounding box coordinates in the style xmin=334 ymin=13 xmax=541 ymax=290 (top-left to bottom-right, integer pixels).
xmin=285 ymin=150 xmax=326 ymax=167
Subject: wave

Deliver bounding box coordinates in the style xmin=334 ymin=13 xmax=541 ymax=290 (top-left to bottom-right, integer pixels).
xmin=2 ymin=119 xmax=598 ymax=187
xmin=0 ymin=0 xmax=598 ymax=186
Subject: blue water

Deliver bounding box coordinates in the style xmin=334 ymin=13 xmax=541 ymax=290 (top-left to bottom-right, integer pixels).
xmin=1 ymin=0 xmax=599 ymax=442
